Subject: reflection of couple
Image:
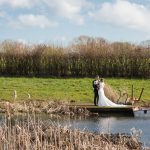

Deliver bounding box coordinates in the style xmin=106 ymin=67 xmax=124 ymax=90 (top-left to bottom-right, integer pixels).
xmin=93 ymin=75 xmax=126 ymax=107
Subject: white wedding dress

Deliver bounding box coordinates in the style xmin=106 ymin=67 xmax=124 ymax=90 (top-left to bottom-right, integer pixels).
xmin=98 ymin=82 xmax=126 ymax=107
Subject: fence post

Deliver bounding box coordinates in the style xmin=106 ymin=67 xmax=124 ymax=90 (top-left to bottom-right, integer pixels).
xmin=138 ymin=88 xmax=144 ymax=101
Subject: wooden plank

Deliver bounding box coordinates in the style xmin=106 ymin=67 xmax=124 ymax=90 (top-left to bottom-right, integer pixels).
xmin=131 ymin=85 xmax=134 ymax=100
xmin=87 ymin=107 xmax=134 ymax=116
xmin=70 ymin=105 xmax=134 ymax=117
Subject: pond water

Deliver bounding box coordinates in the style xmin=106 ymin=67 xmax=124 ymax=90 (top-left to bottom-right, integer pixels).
xmin=0 ymin=111 xmax=150 ymax=146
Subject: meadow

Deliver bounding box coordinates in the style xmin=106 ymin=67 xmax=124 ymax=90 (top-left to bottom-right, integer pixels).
xmin=0 ymin=77 xmax=149 ymax=103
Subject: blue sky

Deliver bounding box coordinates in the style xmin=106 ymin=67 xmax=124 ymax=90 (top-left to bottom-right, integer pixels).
xmin=0 ymin=0 xmax=150 ymax=45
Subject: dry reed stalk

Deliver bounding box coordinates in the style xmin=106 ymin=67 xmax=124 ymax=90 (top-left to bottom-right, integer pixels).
xmin=0 ymin=114 xmax=142 ymax=150
xmin=0 ymin=101 xmax=91 ymax=116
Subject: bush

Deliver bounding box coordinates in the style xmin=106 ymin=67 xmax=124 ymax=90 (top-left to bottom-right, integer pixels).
xmin=0 ymin=36 xmax=149 ymax=78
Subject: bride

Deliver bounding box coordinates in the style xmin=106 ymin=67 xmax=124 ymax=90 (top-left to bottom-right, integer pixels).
xmin=98 ymin=78 xmax=126 ymax=107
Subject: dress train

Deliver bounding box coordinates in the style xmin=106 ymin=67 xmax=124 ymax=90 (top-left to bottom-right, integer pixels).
xmin=98 ymin=82 xmax=126 ymax=107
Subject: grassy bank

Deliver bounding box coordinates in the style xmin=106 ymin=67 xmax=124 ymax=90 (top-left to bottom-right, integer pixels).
xmin=0 ymin=77 xmax=149 ymax=102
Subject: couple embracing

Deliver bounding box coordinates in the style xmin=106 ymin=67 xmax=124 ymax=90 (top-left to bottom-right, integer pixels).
xmin=93 ymin=75 xmax=126 ymax=107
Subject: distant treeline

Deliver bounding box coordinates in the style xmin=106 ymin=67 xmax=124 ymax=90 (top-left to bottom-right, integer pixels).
xmin=0 ymin=36 xmax=150 ymax=78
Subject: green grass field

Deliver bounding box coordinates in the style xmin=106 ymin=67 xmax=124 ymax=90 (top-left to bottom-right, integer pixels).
xmin=0 ymin=77 xmax=149 ymax=103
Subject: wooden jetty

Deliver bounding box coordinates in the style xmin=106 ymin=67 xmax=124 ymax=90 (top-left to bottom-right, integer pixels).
xmin=73 ymin=104 xmax=150 ymax=117
xmin=71 ymin=104 xmax=134 ymax=117
xmin=133 ymin=107 xmax=150 ymax=114
xmin=86 ymin=106 xmax=134 ymax=116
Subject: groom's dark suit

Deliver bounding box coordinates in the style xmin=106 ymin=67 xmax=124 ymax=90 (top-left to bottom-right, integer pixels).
xmin=93 ymin=80 xmax=100 ymax=106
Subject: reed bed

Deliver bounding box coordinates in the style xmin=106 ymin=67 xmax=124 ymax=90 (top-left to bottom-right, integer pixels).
xmin=0 ymin=36 xmax=150 ymax=78
xmin=0 ymin=101 xmax=90 ymax=116
xmin=0 ymin=113 xmax=142 ymax=150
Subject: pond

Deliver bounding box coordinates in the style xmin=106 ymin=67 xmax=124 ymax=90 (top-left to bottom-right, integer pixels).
xmin=0 ymin=111 xmax=150 ymax=146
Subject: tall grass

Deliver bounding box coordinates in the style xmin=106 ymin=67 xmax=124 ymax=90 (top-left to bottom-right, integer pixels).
xmin=0 ymin=101 xmax=90 ymax=115
xmin=0 ymin=36 xmax=149 ymax=78
xmin=0 ymin=113 xmax=141 ymax=150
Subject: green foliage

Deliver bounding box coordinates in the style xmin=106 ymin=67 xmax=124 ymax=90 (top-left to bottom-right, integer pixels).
xmin=0 ymin=77 xmax=149 ymax=102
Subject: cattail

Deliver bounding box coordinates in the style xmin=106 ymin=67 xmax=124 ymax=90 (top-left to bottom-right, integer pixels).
xmin=0 ymin=114 xmax=142 ymax=150
xmin=27 ymin=93 xmax=31 ymax=99
xmin=13 ymin=90 xmax=17 ymax=100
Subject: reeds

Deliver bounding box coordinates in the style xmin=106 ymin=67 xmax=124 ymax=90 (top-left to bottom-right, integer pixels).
xmin=0 ymin=36 xmax=150 ymax=78
xmin=0 ymin=113 xmax=141 ymax=150
xmin=0 ymin=101 xmax=90 ymax=116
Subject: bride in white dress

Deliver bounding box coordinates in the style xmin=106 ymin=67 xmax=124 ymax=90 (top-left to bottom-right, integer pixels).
xmin=98 ymin=78 xmax=126 ymax=107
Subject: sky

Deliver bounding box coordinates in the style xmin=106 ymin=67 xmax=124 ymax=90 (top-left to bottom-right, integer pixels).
xmin=0 ymin=0 xmax=150 ymax=45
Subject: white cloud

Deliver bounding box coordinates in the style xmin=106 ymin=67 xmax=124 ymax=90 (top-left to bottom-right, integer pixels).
xmin=44 ymin=0 xmax=93 ymax=25
xmin=0 ymin=0 xmax=38 ymax=8
xmin=0 ymin=0 xmax=93 ymax=25
xmin=10 ymin=14 xmax=58 ymax=28
xmin=89 ymin=0 xmax=150 ymax=32
xmin=16 ymin=38 xmax=28 ymax=44
xmin=18 ymin=14 xmax=57 ymax=28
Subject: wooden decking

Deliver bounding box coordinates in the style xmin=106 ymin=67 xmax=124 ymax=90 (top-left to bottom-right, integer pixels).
xmin=70 ymin=104 xmax=134 ymax=116
xmin=87 ymin=106 xmax=134 ymax=116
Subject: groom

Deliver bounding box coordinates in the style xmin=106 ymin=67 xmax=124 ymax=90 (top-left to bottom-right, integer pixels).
xmin=92 ymin=75 xmax=100 ymax=106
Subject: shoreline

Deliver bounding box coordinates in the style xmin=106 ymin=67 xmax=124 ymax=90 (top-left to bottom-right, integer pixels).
xmin=0 ymin=100 xmax=149 ymax=116
xmin=0 ymin=100 xmax=148 ymax=149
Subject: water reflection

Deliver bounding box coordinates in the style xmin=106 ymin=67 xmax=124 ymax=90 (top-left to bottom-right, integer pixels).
xmin=97 ymin=117 xmax=118 ymax=133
